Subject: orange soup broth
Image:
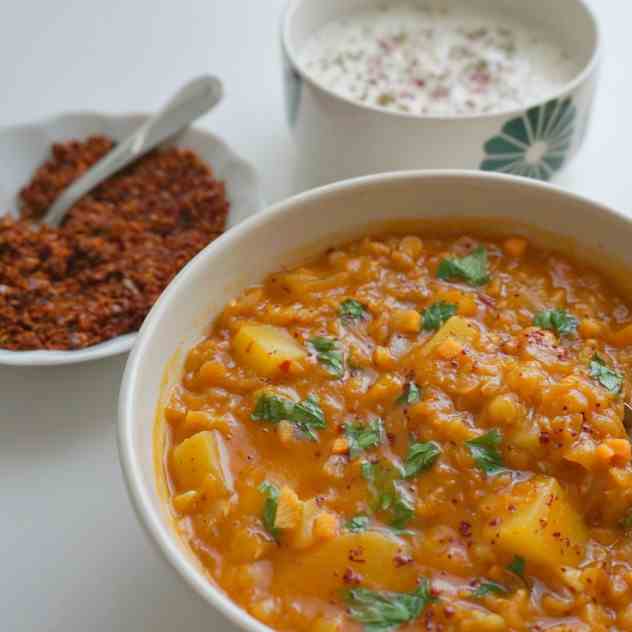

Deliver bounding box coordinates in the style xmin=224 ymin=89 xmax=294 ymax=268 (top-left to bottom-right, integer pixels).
xmin=159 ymin=232 xmax=632 ymax=632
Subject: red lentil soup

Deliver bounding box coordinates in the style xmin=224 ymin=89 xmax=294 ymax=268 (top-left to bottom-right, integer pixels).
xmin=160 ymin=232 xmax=632 ymax=631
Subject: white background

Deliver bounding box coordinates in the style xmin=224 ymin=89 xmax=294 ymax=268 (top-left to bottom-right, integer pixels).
xmin=0 ymin=1 xmax=629 ymax=630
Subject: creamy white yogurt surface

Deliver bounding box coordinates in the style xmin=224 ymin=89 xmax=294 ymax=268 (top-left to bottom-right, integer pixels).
xmin=298 ymin=2 xmax=580 ymax=116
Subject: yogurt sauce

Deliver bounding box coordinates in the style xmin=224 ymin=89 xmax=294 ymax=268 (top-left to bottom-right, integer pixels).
xmin=298 ymin=2 xmax=580 ymax=117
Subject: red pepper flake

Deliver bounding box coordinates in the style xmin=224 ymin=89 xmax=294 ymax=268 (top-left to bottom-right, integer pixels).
xmin=394 ymin=553 xmax=413 ymax=567
xmin=431 ymin=86 xmax=450 ymax=100
xmin=0 ymin=136 xmax=228 ymax=350
xmin=459 ymin=521 xmax=472 ymax=538
xmin=348 ymin=547 xmax=366 ymax=563
xmin=342 ymin=568 xmax=363 ymax=585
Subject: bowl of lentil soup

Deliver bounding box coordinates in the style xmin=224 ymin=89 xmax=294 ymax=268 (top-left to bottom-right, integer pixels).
xmin=0 ymin=112 xmax=263 ymax=366
xmin=282 ymin=0 xmax=600 ymax=188
xmin=120 ymin=171 xmax=632 ymax=632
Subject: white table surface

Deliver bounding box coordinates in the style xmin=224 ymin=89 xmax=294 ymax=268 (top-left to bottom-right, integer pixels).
xmin=0 ymin=1 xmax=629 ymax=630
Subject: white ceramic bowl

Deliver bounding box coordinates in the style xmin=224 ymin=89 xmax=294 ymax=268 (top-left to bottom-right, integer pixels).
xmin=281 ymin=0 xmax=601 ymax=189
xmin=118 ymin=171 xmax=632 ymax=632
xmin=0 ymin=112 xmax=263 ymax=366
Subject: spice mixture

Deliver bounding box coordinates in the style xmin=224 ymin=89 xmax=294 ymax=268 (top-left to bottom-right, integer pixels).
xmin=299 ymin=2 xmax=579 ymax=116
xmin=0 ymin=136 xmax=229 ymax=351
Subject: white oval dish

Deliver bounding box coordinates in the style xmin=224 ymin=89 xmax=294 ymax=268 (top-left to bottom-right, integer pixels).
xmin=118 ymin=171 xmax=632 ymax=632
xmin=281 ymin=0 xmax=601 ymax=188
xmin=0 ymin=112 xmax=263 ymax=366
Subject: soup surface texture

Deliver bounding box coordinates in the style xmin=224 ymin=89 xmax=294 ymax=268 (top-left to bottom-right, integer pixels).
xmin=298 ymin=2 xmax=579 ymax=116
xmin=161 ymin=233 xmax=632 ymax=631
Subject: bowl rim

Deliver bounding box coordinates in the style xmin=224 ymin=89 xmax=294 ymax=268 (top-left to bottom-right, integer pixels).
xmin=281 ymin=0 xmax=602 ymax=122
xmin=118 ymin=169 xmax=631 ymax=632
xmin=0 ymin=110 xmax=263 ymax=367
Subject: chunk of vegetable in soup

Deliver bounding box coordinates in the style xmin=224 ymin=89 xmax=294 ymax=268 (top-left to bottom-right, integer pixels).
xmin=162 ymin=232 xmax=632 ymax=631
xmin=298 ymin=2 xmax=580 ymax=116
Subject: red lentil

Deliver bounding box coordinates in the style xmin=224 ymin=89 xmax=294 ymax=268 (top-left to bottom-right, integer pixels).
xmin=0 ymin=136 xmax=228 ymax=351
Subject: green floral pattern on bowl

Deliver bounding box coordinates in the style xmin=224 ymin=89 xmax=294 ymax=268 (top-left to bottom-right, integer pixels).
xmin=481 ymin=98 xmax=576 ymax=181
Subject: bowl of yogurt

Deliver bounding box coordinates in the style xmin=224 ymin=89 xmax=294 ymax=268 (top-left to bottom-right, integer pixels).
xmin=282 ymin=0 xmax=600 ymax=188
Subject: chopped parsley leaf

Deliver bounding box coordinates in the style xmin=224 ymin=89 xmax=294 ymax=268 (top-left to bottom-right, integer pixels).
xmin=471 ymin=581 xmax=508 ymax=598
xmin=340 ymin=299 xmax=368 ymax=321
xmin=361 ymin=460 xmax=376 ymax=483
xmin=422 ymin=302 xmax=458 ymax=331
xmin=437 ymin=246 xmax=490 ymax=286
xmin=389 ymin=482 xmax=415 ymax=530
xmin=396 ymin=383 xmax=422 ymax=406
xmin=533 ymin=309 xmax=578 ymax=336
xmin=252 ymin=393 xmax=326 ymax=440
xmin=345 ymin=579 xmax=437 ymax=631
xmin=403 ymin=442 xmax=441 ymax=478
xmin=290 ymin=395 xmax=327 ymax=440
xmin=363 ymin=461 xmax=414 ymax=530
xmin=345 ymin=515 xmax=370 ymax=533
xmin=506 ymin=555 xmax=526 ymax=580
xmin=589 ymin=354 xmax=623 ymax=394
xmin=252 ymin=393 xmax=293 ymax=423
xmin=345 ymin=419 xmax=384 ymax=458
xmin=465 ymin=429 xmax=505 ymax=475
xmin=310 ymin=336 xmax=345 ymax=378
xmin=258 ymin=481 xmax=280 ymax=541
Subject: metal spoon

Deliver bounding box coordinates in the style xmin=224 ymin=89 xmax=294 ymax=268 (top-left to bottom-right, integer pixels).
xmin=41 ymin=75 xmax=224 ymax=228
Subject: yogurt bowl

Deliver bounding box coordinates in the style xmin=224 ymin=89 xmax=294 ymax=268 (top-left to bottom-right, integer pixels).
xmin=282 ymin=0 xmax=600 ymax=188
xmin=119 ymin=171 xmax=632 ymax=632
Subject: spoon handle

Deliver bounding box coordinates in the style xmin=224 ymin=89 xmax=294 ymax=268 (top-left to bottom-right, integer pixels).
xmin=42 ymin=75 xmax=223 ymax=228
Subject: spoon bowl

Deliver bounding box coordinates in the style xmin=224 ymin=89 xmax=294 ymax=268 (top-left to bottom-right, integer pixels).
xmin=42 ymin=75 xmax=223 ymax=227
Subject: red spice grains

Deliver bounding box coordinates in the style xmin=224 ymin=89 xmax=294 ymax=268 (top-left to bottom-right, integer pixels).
xmin=0 ymin=136 xmax=229 ymax=351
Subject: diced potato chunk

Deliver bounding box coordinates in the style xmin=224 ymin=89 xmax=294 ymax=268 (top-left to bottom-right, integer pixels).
xmin=275 ymin=486 xmax=303 ymax=529
xmin=289 ymin=498 xmax=320 ymax=550
xmin=277 ymin=531 xmax=417 ymax=593
xmin=172 ymin=490 xmax=200 ymax=515
xmin=275 ymin=271 xmax=319 ymax=296
xmin=228 ymin=525 xmax=273 ymax=563
xmin=313 ymin=511 xmax=338 ymax=540
xmin=489 ymin=476 xmax=588 ymax=572
xmin=311 ymin=615 xmax=343 ymax=632
xmin=233 ymin=324 xmax=305 ymax=377
xmin=181 ymin=410 xmax=230 ymax=435
xmin=423 ymin=316 xmax=478 ymax=356
xmin=171 ymin=430 xmax=234 ymax=496
xmin=273 ymin=271 xmax=349 ymax=296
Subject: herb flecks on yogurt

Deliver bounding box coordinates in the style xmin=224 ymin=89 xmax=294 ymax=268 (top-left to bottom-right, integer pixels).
xmin=299 ymin=2 xmax=579 ymax=117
